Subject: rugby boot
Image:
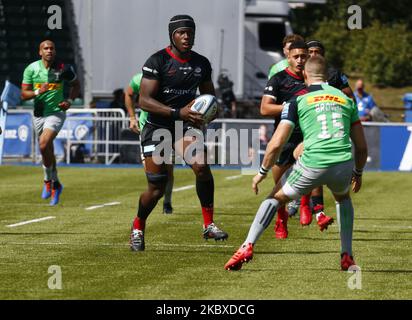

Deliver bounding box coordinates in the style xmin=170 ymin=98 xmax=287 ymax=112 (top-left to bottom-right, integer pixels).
xmin=224 ymin=243 xmax=254 ymax=271
xmin=42 ymin=180 xmax=52 ymax=199
xmin=274 ymin=207 xmax=288 ymax=239
xmin=130 ymin=229 xmax=145 ymax=252
xmin=163 ymin=202 xmax=173 ymax=214
xmin=341 ymin=252 xmax=356 ymax=271
xmin=203 ymin=223 xmax=228 ymax=241
xmin=316 ymin=211 xmax=334 ymax=232
xmin=50 ymin=181 xmax=63 ymax=206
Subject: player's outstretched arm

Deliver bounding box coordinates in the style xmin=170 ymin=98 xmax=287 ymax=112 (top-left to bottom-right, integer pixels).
xmin=350 ymin=123 xmax=368 ymax=193
xmin=252 ymin=121 xmax=293 ymax=194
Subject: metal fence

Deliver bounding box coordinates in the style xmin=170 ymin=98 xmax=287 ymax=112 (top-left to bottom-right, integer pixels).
xmin=3 ymin=108 xmax=412 ymax=171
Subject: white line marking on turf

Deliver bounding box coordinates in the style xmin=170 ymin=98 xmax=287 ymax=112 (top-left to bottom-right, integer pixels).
xmin=85 ymin=202 xmax=121 ymax=211
xmin=225 ymin=175 xmax=242 ymax=180
xmin=6 ymin=216 xmax=56 ymax=228
xmin=173 ymin=185 xmax=195 ymax=192
xmin=2 ymin=242 xmax=233 ymax=248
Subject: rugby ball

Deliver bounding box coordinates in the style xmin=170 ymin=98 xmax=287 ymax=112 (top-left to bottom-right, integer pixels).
xmin=191 ymin=94 xmax=218 ymax=124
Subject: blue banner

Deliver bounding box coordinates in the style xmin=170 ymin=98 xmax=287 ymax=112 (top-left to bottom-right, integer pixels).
xmin=53 ymin=113 xmax=94 ymax=157
xmin=3 ymin=113 xmax=32 ymax=156
xmin=1 ymin=81 xmax=22 ymax=164
xmin=380 ymin=125 xmax=412 ymax=171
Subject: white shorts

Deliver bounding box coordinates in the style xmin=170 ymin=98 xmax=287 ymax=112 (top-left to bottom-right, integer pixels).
xmin=282 ymin=159 xmax=354 ymax=199
xmin=33 ymin=112 xmax=66 ymax=136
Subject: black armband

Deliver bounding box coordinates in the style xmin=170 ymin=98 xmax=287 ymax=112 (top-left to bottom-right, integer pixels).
xmin=353 ymin=168 xmax=363 ymax=177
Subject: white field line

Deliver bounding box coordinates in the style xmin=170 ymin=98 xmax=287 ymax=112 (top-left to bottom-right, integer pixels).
xmin=173 ymin=185 xmax=195 ymax=192
xmin=85 ymin=201 xmax=121 ymax=211
xmin=6 ymin=216 xmax=56 ymax=228
xmin=327 ymin=224 xmax=412 ymax=230
xmin=225 ymin=175 xmax=242 ymax=181
xmin=1 ymin=242 xmax=233 ymax=248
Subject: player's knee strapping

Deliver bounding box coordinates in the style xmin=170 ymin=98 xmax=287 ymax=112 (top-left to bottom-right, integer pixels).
xmin=146 ymin=171 xmax=168 ymax=185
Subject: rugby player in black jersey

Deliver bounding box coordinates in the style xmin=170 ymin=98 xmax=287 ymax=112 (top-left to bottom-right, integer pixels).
xmin=260 ymin=41 xmax=334 ymax=238
xmin=129 ymin=15 xmax=228 ymax=251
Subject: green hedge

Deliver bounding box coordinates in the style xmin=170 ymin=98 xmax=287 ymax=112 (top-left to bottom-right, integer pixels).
xmin=311 ymin=21 xmax=412 ymax=87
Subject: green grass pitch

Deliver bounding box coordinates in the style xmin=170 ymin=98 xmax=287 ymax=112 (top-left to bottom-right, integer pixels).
xmin=0 ymin=165 xmax=411 ymax=299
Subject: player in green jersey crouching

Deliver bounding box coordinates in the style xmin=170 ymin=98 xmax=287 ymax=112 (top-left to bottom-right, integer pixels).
xmin=225 ymin=56 xmax=368 ymax=271
xmin=125 ymin=73 xmax=175 ymax=214
xmin=21 ymin=40 xmax=80 ymax=205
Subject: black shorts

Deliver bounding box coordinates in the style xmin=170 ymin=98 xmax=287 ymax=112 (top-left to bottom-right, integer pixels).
xmin=276 ymin=141 xmax=301 ymax=166
xmin=140 ymin=122 xmax=203 ymax=158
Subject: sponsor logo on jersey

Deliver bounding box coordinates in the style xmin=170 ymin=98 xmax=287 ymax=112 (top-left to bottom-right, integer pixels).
xmin=34 ymin=83 xmax=62 ymax=90
xmin=143 ymin=66 xmax=159 ymax=75
xmin=163 ymin=88 xmax=197 ymax=95
xmin=194 ymin=67 xmax=202 ymax=77
xmin=179 ymin=66 xmax=192 ymax=75
xmin=53 ymin=71 xmax=61 ymax=81
xmin=307 ymin=94 xmax=346 ymax=105
xmin=167 ymin=68 xmax=177 ymax=75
